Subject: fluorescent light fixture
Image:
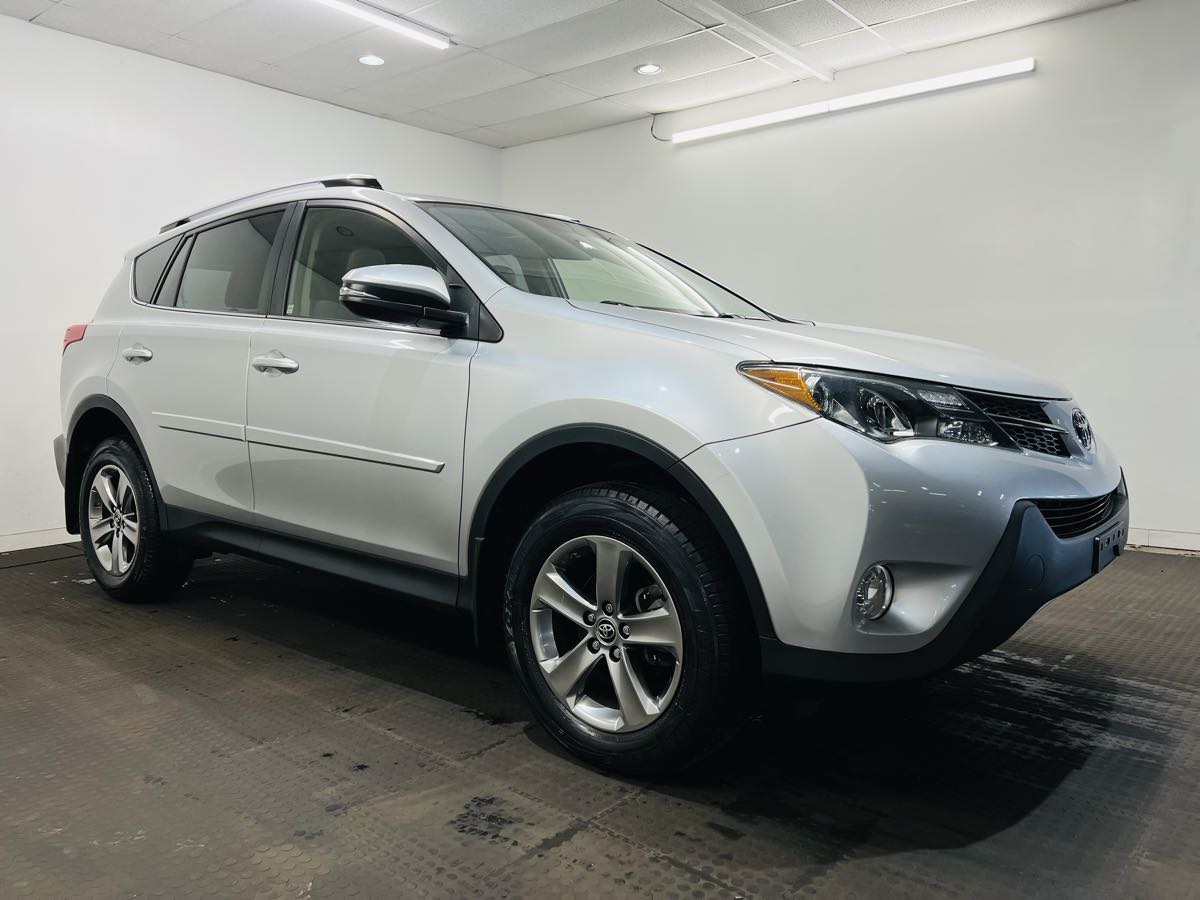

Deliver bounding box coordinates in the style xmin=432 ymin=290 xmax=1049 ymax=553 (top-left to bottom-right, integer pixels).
xmin=671 ymin=57 xmax=1035 ymax=144
xmin=635 ymin=63 xmax=664 ymax=76
xmin=359 ymin=54 xmax=385 ymax=66
xmin=307 ymin=0 xmax=451 ymax=49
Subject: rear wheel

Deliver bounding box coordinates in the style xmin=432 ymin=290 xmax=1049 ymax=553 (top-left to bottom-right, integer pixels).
xmin=78 ymin=437 xmax=192 ymax=603
xmin=504 ymin=483 xmax=754 ymax=775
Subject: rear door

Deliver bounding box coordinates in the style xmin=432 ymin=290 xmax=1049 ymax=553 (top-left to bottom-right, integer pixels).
xmin=245 ymin=201 xmax=475 ymax=576
xmin=106 ymin=206 xmax=290 ymax=522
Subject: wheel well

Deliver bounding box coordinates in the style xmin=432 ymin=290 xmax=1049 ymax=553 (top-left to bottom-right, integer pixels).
xmin=469 ymin=439 xmax=771 ymax=650
xmin=64 ymin=407 xmax=134 ymax=533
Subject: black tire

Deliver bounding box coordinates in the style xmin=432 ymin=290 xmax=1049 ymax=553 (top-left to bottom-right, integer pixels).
xmin=504 ymin=483 xmax=755 ymax=776
xmin=77 ymin=437 xmax=193 ymax=603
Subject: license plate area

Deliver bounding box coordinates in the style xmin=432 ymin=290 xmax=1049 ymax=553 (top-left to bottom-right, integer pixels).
xmin=1093 ymin=521 xmax=1126 ymax=573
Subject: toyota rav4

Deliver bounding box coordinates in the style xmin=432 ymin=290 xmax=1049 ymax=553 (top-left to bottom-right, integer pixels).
xmin=55 ymin=175 xmax=1128 ymax=773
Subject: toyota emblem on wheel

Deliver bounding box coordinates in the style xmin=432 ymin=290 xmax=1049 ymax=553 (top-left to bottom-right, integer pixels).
xmin=1072 ymin=409 xmax=1094 ymax=450
xmin=596 ymin=620 xmax=617 ymax=643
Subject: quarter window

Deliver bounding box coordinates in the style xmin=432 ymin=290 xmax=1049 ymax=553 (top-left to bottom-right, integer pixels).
xmin=132 ymin=236 xmax=181 ymax=302
xmin=175 ymin=211 xmax=284 ymax=314
xmin=286 ymin=207 xmax=438 ymax=321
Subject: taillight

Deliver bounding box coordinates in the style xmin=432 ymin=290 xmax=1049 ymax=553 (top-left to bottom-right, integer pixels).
xmin=63 ymin=323 xmax=87 ymax=354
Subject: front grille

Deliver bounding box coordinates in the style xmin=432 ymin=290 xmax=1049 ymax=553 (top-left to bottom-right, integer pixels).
xmin=962 ymin=392 xmax=1052 ymax=424
xmin=1034 ymin=490 xmax=1119 ymax=538
xmin=959 ymin=389 xmax=1071 ymax=457
xmin=1002 ymin=424 xmax=1070 ymax=457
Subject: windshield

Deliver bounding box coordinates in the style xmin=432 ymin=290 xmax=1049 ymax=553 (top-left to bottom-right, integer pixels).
xmin=421 ymin=202 xmax=773 ymax=319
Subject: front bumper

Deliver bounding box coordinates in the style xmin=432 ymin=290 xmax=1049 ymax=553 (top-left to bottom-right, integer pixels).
xmin=761 ymin=479 xmax=1128 ymax=681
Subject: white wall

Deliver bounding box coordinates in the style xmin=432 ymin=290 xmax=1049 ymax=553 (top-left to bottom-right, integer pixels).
xmin=501 ymin=0 xmax=1200 ymax=550
xmin=0 ymin=16 xmax=500 ymax=551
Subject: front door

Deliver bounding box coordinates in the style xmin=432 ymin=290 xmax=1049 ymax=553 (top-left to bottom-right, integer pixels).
xmin=245 ymin=202 xmax=475 ymax=575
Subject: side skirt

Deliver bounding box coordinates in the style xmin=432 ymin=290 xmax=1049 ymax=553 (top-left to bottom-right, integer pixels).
xmin=164 ymin=506 xmax=462 ymax=612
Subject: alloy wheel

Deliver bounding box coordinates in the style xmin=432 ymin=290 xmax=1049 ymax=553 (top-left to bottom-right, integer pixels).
xmin=87 ymin=464 xmax=140 ymax=576
xmin=529 ymin=535 xmax=683 ymax=733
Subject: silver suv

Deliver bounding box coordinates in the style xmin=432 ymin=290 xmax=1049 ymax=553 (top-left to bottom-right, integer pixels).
xmin=56 ymin=175 xmax=1128 ymax=773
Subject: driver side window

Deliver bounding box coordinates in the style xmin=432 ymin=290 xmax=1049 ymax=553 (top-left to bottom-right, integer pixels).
xmin=286 ymin=207 xmax=438 ymax=322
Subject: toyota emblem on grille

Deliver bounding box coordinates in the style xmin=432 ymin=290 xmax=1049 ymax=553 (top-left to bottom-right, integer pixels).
xmin=1072 ymin=409 xmax=1093 ymax=450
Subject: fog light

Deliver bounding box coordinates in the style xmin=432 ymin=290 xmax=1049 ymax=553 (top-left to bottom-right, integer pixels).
xmin=854 ymin=564 xmax=893 ymax=621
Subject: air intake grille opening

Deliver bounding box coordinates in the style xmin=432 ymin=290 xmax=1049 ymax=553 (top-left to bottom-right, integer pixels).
xmin=1003 ymin=424 xmax=1070 ymax=457
xmin=1033 ymin=490 xmax=1119 ymax=538
xmin=959 ymin=390 xmax=1070 ymax=457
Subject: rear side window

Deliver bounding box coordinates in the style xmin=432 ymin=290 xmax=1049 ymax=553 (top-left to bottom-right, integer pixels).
xmin=132 ymin=236 xmax=180 ymax=302
xmin=175 ymin=211 xmax=284 ymax=314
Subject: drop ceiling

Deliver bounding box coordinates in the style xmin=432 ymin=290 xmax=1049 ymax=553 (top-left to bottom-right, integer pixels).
xmin=2 ymin=0 xmax=1129 ymax=147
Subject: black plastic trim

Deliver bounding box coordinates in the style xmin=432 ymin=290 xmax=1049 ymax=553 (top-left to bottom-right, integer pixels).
xmin=761 ymin=479 xmax=1129 ymax=683
xmin=164 ymin=507 xmax=460 ymax=611
xmin=63 ymin=395 xmax=169 ymax=534
xmin=460 ymin=424 xmax=776 ymax=640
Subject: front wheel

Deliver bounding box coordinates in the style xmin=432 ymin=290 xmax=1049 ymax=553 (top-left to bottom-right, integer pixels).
xmin=504 ymin=484 xmax=754 ymax=775
xmin=78 ymin=437 xmax=193 ymax=603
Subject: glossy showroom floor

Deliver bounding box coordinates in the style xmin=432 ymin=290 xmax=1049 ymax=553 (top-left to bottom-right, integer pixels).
xmin=1 ymin=544 xmax=1197 ymax=898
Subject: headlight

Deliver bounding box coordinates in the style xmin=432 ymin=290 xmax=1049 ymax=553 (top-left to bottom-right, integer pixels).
xmin=739 ymin=363 xmax=1014 ymax=448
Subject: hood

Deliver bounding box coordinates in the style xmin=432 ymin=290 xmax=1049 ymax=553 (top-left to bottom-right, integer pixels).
xmin=587 ymin=306 xmax=1070 ymax=399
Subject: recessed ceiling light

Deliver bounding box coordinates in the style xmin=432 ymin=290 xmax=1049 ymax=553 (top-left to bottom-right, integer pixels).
xmin=359 ymin=54 xmax=385 ymax=66
xmin=635 ymin=63 xmax=663 ymax=76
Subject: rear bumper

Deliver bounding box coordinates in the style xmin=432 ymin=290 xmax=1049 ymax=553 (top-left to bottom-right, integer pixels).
xmin=761 ymin=478 xmax=1129 ymax=682
xmin=53 ymin=434 xmax=67 ymax=486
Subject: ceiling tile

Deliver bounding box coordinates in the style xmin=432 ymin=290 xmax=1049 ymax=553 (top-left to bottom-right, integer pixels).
xmin=175 ymin=0 xmax=368 ymax=65
xmin=715 ymin=0 xmax=787 ymax=14
xmin=799 ymin=26 xmax=899 ymax=70
xmin=497 ymin=98 xmax=644 ymax=141
xmin=428 ymin=76 xmax=593 ymax=127
xmin=31 ymin=1 xmax=170 ymax=49
xmin=711 ymin=23 xmax=775 ymax=56
xmin=454 ymin=126 xmax=525 ymax=148
xmin=835 ymin=0 xmax=977 ymax=27
xmin=48 ymin=0 xmax=242 ymax=35
xmin=355 ymin=51 xmax=536 ymax=109
xmin=1 ymin=0 xmax=57 ymax=19
xmin=144 ymin=35 xmax=268 ymax=79
xmin=874 ymin=0 xmax=1125 ymax=51
xmin=242 ymin=64 xmax=349 ymax=102
xmin=391 ymin=107 xmax=478 ymax=133
xmin=270 ymin=24 xmax=469 ymax=91
xmin=554 ymin=30 xmax=750 ymax=97
xmin=328 ymin=88 xmax=419 ymax=120
xmin=747 ymin=0 xmax=860 ymax=45
xmin=613 ymin=57 xmax=795 ymax=114
xmin=361 ymin=0 xmax=430 ymax=13
xmin=484 ymin=0 xmax=700 ymax=75
xmin=652 ymin=0 xmax=720 ymax=27
xmin=406 ymin=0 xmax=617 ymax=47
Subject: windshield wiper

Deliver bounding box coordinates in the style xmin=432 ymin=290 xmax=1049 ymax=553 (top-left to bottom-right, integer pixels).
xmin=599 ymin=300 xmax=767 ymax=320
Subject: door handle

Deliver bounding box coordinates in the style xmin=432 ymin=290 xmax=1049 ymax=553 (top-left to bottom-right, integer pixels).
xmin=252 ymin=353 xmax=300 ymax=374
xmin=121 ymin=345 xmax=153 ymax=362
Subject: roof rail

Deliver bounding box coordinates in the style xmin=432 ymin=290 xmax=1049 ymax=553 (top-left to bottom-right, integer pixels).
xmin=159 ymin=174 xmax=383 ymax=233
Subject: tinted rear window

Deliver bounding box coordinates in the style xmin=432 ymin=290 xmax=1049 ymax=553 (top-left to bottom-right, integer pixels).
xmin=132 ymin=237 xmax=181 ymax=302
xmin=175 ymin=212 xmax=283 ymax=314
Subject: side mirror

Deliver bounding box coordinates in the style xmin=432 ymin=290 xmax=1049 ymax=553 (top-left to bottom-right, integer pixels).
xmin=339 ymin=264 xmax=468 ymax=332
